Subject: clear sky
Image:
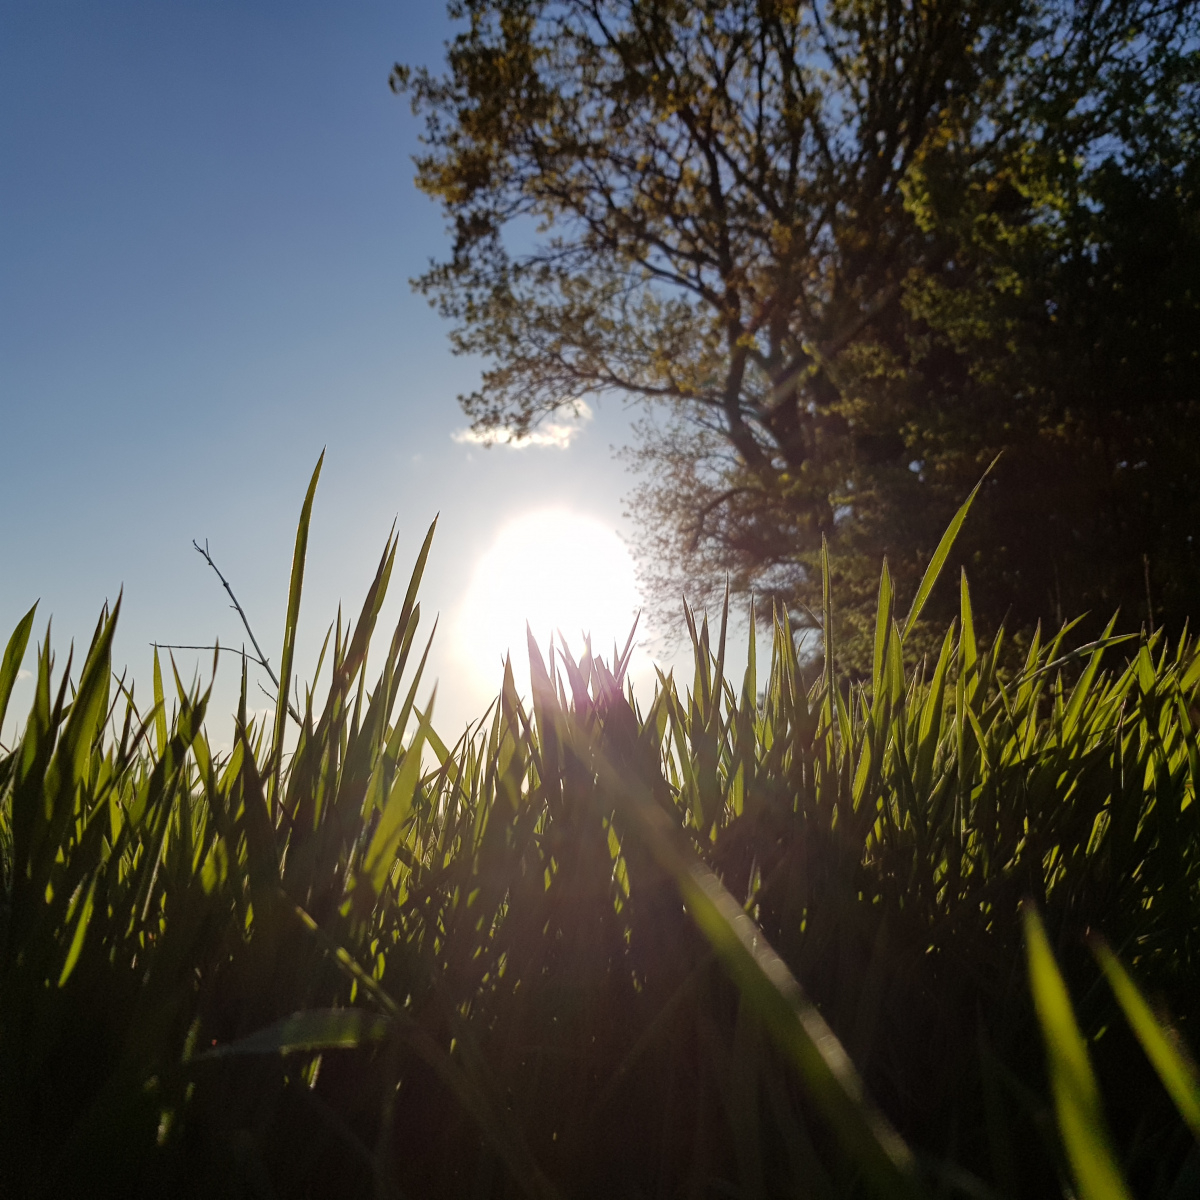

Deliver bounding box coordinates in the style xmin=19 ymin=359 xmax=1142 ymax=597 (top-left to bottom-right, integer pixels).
xmin=1 ymin=0 xmax=714 ymax=745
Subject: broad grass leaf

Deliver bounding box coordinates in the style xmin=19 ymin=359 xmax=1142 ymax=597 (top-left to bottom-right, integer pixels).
xmin=272 ymin=451 xmax=324 ymax=804
xmin=57 ymin=873 xmax=98 ymax=987
xmin=0 ymin=601 xmax=36 ymax=736
xmin=873 ymin=559 xmax=893 ymax=701
xmin=152 ymin=645 xmax=167 ymax=756
xmin=363 ymin=714 xmax=429 ymax=895
xmin=902 ymin=463 xmax=993 ymax=640
xmin=1092 ymin=940 xmax=1200 ymax=1139
xmin=1025 ymin=907 xmax=1132 ymax=1200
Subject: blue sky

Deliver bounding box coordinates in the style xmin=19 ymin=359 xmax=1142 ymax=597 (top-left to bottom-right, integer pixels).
xmin=0 ymin=0 xmax=700 ymax=743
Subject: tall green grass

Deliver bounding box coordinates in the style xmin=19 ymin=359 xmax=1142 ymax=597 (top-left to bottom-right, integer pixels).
xmin=1 ymin=459 xmax=1197 ymax=1198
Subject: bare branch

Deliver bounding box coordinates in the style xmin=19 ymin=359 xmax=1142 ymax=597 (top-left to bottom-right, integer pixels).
xmin=187 ymin=541 xmax=303 ymax=726
xmin=192 ymin=539 xmax=278 ymax=686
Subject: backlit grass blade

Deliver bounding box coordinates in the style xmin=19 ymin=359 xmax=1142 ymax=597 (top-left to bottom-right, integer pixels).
xmin=396 ymin=516 xmax=438 ymax=635
xmin=742 ymin=595 xmax=757 ymax=712
xmin=822 ymin=535 xmax=836 ymax=707
xmin=152 ymin=644 xmax=167 ymax=756
xmin=1092 ymin=940 xmax=1200 ymax=1139
xmin=54 ymin=597 xmax=118 ymax=795
xmin=271 ymin=451 xmax=323 ymax=808
xmin=56 ymin=874 xmax=98 ymax=987
xmin=959 ymin=570 xmax=977 ymax=694
xmin=902 ymin=465 xmax=992 ymax=640
xmin=0 ymin=601 xmax=36 ymax=738
xmin=872 ymin=559 xmax=893 ymax=701
xmin=363 ymin=702 xmax=430 ymax=895
xmin=1025 ymin=907 xmax=1132 ymax=1200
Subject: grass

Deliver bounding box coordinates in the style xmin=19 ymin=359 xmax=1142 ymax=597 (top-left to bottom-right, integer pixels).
xmin=1 ymin=457 xmax=1198 ymax=1198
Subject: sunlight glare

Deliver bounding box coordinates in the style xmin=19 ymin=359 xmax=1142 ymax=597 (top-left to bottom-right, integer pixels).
xmin=455 ymin=509 xmax=643 ymax=697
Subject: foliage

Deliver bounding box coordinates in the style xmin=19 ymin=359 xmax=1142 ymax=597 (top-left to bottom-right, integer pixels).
xmin=394 ymin=0 xmax=1200 ymax=662
xmin=2 ymin=471 xmax=1200 ymax=1196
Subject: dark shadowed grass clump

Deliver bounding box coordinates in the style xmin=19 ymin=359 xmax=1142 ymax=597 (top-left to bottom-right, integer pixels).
xmin=1 ymin=458 xmax=1198 ymax=1199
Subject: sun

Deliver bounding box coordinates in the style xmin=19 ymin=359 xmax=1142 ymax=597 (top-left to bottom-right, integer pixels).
xmin=455 ymin=509 xmax=643 ymax=696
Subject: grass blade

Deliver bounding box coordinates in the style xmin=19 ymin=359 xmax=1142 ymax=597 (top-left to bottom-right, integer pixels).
xmin=0 ymin=602 xmax=37 ymax=738
xmin=56 ymin=874 xmax=99 ymax=987
xmin=873 ymin=559 xmax=893 ymax=701
xmin=271 ymin=451 xmax=324 ymax=808
xmin=1092 ymin=940 xmax=1200 ymax=1139
xmin=363 ymin=706 xmax=430 ymax=895
xmin=152 ymin=645 xmax=167 ymax=756
xmin=902 ymin=462 xmax=993 ymax=640
xmin=1024 ymin=907 xmax=1132 ymax=1200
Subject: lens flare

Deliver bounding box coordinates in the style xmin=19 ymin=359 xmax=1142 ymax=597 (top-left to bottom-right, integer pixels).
xmin=454 ymin=509 xmax=642 ymax=695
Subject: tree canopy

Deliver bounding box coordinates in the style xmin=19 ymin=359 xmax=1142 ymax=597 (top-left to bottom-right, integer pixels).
xmin=395 ymin=0 xmax=1200 ymax=660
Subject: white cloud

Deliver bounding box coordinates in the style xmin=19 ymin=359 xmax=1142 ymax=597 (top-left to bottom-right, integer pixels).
xmin=452 ymin=400 xmax=593 ymax=450
xmin=17 ymin=669 xmax=31 ymax=681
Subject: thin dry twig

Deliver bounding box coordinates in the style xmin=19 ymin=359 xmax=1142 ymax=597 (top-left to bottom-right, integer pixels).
xmin=146 ymin=539 xmax=303 ymax=726
xmin=193 ymin=539 xmax=279 ymax=685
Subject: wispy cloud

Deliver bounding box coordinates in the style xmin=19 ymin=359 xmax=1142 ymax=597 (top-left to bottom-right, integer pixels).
xmin=17 ymin=669 xmax=31 ymax=681
xmin=452 ymin=400 xmax=593 ymax=450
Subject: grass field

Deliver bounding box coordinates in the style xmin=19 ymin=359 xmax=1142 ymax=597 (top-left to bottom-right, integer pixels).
xmin=1 ymin=459 xmax=1198 ymax=1199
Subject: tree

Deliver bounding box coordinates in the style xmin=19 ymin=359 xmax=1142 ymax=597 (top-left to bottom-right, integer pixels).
xmin=394 ymin=0 xmax=1200 ymax=661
